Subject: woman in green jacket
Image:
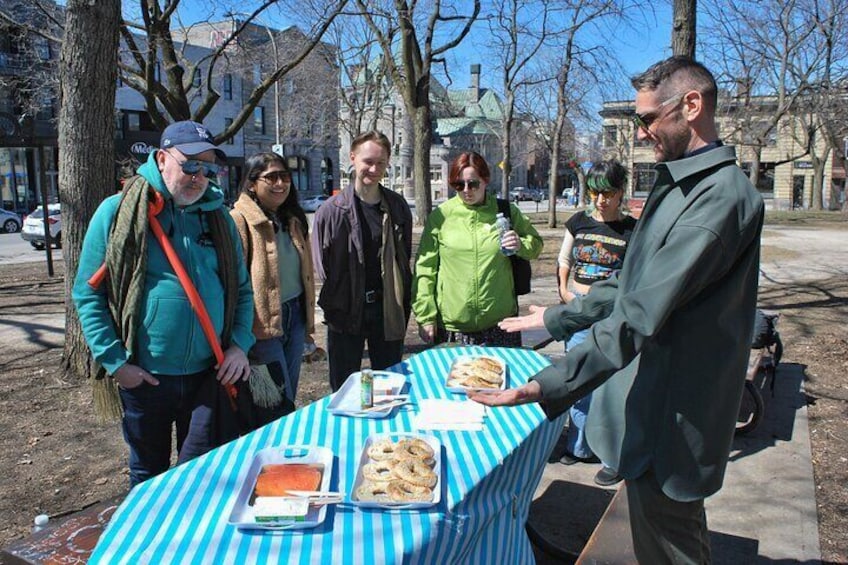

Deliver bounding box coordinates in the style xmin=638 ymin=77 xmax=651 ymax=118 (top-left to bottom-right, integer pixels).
xmin=413 ymin=152 xmax=543 ymax=346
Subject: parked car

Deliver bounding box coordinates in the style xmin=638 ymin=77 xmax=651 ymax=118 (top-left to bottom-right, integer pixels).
xmin=300 ymin=195 xmax=329 ymax=212
xmin=0 ymin=209 xmax=21 ymax=233
xmin=509 ymin=187 xmax=542 ymax=202
xmin=21 ymin=203 xmax=62 ymax=249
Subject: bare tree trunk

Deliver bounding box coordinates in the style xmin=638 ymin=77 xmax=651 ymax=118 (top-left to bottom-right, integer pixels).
xmin=410 ymin=106 xmax=433 ymax=224
xmin=749 ymin=150 xmax=761 ymax=192
xmin=58 ymin=0 xmax=120 ymax=381
xmin=501 ymin=99 xmax=513 ymax=200
xmin=810 ymin=149 xmax=829 ymax=210
xmin=672 ymin=0 xmax=697 ymax=58
xmin=547 ymin=116 xmax=564 ymax=228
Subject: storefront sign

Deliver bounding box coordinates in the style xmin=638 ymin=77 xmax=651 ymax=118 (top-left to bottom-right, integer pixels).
xmin=130 ymin=142 xmax=154 ymax=155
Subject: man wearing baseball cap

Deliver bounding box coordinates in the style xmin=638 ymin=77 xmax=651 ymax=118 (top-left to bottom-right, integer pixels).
xmin=73 ymin=120 xmax=255 ymax=487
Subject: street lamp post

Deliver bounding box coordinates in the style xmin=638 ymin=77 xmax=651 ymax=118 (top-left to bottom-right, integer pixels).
xmin=265 ymin=26 xmax=281 ymax=147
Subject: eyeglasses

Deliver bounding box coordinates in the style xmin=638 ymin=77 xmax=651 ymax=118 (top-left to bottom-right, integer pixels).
xmin=258 ymin=171 xmax=292 ymax=184
xmin=163 ymin=150 xmax=220 ymax=177
xmin=632 ymin=92 xmax=686 ymax=131
xmin=588 ymin=189 xmax=621 ymax=198
xmin=451 ymin=179 xmax=482 ymax=191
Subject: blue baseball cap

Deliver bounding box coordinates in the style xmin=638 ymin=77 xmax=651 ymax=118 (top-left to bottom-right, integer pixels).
xmin=160 ymin=120 xmax=226 ymax=160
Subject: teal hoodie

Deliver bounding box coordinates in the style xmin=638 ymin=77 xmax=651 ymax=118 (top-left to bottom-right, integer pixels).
xmin=72 ymin=151 xmax=255 ymax=376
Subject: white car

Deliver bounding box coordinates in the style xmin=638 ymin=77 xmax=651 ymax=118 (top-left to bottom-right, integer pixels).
xmin=21 ymin=203 xmax=62 ymax=249
xmin=300 ymin=195 xmax=329 ymax=212
xmin=0 ymin=208 xmax=21 ymax=233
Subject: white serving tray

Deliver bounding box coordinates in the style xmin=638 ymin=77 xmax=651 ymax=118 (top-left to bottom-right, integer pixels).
xmin=445 ymin=355 xmax=508 ymax=394
xmin=228 ymin=445 xmax=334 ymax=530
xmin=350 ymin=433 xmax=442 ymax=510
xmin=327 ymin=371 xmax=408 ymax=418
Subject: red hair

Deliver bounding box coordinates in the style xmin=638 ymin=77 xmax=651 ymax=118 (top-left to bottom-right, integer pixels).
xmin=448 ymin=152 xmax=490 ymax=185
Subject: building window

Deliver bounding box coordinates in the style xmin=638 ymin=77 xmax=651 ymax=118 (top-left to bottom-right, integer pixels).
xmin=603 ymin=125 xmax=618 ymax=148
xmin=127 ymin=112 xmax=141 ymax=132
xmin=254 ymin=106 xmax=265 ymax=134
xmin=253 ymin=64 xmax=262 ymax=85
xmin=154 ymin=63 xmax=161 ymax=82
xmin=287 ymin=155 xmax=309 ymax=192
xmin=741 ymin=162 xmax=775 ymax=197
xmin=192 ymin=67 xmax=201 ymax=88
xmin=34 ymin=37 xmax=51 ymax=61
xmin=429 ymin=165 xmax=443 ymax=183
xmin=223 ymin=74 xmax=232 ymax=100
xmin=36 ymin=94 xmax=54 ymax=120
xmin=224 ymin=118 xmax=234 ymax=145
xmin=632 ymin=163 xmax=656 ymax=195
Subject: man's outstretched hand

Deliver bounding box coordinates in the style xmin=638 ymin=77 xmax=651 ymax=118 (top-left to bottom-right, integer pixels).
xmin=467 ymin=381 xmax=543 ymax=407
xmin=498 ymin=305 xmax=548 ymax=333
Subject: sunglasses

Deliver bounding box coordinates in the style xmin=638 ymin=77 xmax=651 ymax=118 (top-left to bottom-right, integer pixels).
xmin=588 ymin=189 xmax=621 ymax=198
xmin=632 ymin=92 xmax=686 ymax=131
xmin=451 ymin=179 xmax=482 ymax=191
xmin=164 ymin=151 xmax=220 ymax=177
xmin=258 ymin=171 xmax=292 ymax=184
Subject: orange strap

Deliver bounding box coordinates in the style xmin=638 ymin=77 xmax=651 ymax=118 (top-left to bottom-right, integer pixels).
xmin=88 ymin=190 xmax=237 ymax=404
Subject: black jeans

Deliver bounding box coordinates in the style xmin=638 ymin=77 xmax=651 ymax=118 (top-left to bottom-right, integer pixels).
xmin=118 ymin=369 xmax=211 ymax=487
xmin=327 ymin=303 xmax=404 ymax=391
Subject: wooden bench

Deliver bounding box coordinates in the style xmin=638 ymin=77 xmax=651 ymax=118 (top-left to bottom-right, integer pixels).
xmin=0 ymin=499 xmax=119 ymax=564
xmin=575 ymin=483 xmax=635 ymax=564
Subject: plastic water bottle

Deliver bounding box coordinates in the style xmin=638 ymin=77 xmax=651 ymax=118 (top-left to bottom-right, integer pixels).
xmin=33 ymin=514 xmax=49 ymax=533
xmin=495 ymin=213 xmax=515 ymax=256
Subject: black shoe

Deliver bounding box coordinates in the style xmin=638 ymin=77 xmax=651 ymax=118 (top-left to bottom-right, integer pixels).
xmin=594 ymin=466 xmax=623 ymax=487
xmin=559 ymin=452 xmax=600 ymax=466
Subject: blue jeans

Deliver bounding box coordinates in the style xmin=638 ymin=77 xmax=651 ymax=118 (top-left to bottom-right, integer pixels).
xmin=280 ymin=295 xmax=306 ymax=401
xmin=565 ymin=328 xmax=594 ymax=459
xmin=118 ymin=370 xmax=211 ymax=487
xmin=250 ymin=295 xmax=307 ymax=403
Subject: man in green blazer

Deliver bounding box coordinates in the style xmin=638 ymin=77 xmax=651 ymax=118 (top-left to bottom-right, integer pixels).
xmin=470 ymin=57 xmax=764 ymax=564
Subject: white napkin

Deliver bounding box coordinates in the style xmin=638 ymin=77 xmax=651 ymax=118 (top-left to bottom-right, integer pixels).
xmin=414 ymin=399 xmax=487 ymax=431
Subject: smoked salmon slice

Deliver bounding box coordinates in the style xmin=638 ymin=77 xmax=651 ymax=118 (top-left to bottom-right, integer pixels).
xmin=254 ymin=464 xmax=323 ymax=497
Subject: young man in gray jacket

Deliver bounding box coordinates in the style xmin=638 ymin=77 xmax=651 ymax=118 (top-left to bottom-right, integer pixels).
xmin=470 ymin=57 xmax=764 ymax=564
xmin=311 ymin=131 xmax=413 ymax=391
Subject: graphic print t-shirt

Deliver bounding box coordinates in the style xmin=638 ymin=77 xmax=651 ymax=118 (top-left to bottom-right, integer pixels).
xmin=563 ymin=213 xmax=637 ymax=285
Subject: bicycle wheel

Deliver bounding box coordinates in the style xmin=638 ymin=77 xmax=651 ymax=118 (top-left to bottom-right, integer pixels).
xmin=735 ymin=380 xmax=764 ymax=435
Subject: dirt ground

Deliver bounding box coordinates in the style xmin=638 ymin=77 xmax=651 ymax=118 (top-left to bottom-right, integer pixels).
xmin=0 ymin=213 xmax=846 ymax=563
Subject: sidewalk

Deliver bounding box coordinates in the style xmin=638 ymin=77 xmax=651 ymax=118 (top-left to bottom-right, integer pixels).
xmin=521 ymin=274 xmax=821 ymax=563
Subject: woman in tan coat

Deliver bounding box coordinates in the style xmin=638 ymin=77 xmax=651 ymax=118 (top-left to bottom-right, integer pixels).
xmin=231 ymin=152 xmax=316 ymax=422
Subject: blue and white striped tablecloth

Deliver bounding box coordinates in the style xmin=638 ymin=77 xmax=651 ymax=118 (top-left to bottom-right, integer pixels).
xmin=89 ymin=346 xmax=566 ymax=564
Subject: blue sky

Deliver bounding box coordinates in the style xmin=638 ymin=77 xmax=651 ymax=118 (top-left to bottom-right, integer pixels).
xmin=127 ymin=0 xmax=675 ymax=123
xmin=168 ymin=0 xmax=674 ymax=86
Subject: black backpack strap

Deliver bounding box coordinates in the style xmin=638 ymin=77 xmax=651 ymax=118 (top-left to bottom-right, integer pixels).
xmin=496 ymin=198 xmax=511 ymax=222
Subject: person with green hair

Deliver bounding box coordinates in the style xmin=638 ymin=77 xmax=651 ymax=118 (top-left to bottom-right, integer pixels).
xmin=555 ymin=160 xmax=637 ymax=487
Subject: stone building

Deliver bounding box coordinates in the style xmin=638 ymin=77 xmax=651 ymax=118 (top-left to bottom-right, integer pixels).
xmin=177 ymin=20 xmax=340 ymax=200
xmin=0 ymin=0 xmax=61 ymax=214
xmin=339 ymin=63 xmax=537 ymax=202
xmin=600 ymin=95 xmax=846 ymax=210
